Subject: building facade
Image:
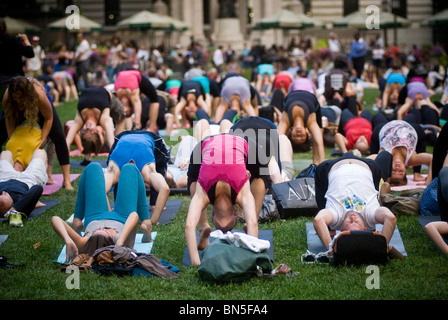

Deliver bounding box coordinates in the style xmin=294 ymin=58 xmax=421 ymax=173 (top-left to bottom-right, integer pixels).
xmin=13 ymin=0 xmax=447 ymax=50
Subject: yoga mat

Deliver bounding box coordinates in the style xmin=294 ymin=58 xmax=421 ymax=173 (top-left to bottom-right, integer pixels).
xmin=108 ymin=199 xmax=183 ymax=225
xmin=156 ymin=199 xmax=183 ymax=225
xmin=158 ymin=129 xmax=181 ymax=137
xmin=305 ymin=222 xmax=407 ymax=257
xmin=0 ymin=200 xmax=60 ymax=222
xmin=293 ymin=159 xmax=313 ymax=170
xmin=169 ymin=188 xmax=188 ymax=196
xmin=182 ymin=229 xmax=274 ymax=267
xmin=0 ymin=235 xmax=8 ymax=246
xmin=70 ymin=159 xmax=108 ymax=169
xmin=391 ymin=175 xmax=428 ymax=192
xmin=417 ymin=216 xmax=448 ymax=248
xmin=29 ymin=200 xmax=60 ymax=220
xmin=43 ymin=174 xmax=80 ymax=195
xmin=55 ymin=232 xmax=157 ymax=264
xmin=69 ymin=149 xmax=109 ymax=157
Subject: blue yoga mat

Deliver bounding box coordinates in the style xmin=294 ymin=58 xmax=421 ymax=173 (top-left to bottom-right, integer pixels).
xmin=55 ymin=232 xmax=157 ymax=264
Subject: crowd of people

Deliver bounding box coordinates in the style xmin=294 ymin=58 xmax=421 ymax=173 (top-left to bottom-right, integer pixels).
xmin=1 ymin=13 xmax=448 ymax=268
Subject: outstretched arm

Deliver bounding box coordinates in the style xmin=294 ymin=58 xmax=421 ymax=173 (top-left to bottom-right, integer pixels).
xmin=334 ymin=132 xmax=349 ymax=154
xmin=396 ymin=97 xmax=413 ymax=120
xmin=130 ymin=89 xmax=142 ymax=129
xmin=236 ymin=181 xmax=258 ymax=238
xmin=174 ymin=98 xmax=187 ymax=127
xmin=51 ymin=216 xmax=88 ymax=263
xmin=66 ymin=112 xmax=85 ymax=150
xmin=99 ymin=109 xmax=116 ymax=150
xmin=185 ymin=185 xmax=209 ymax=266
xmin=308 ymin=119 xmax=325 ymax=164
xmin=374 ymin=206 xmax=397 ymax=246
xmin=313 ymin=209 xmax=335 ymax=251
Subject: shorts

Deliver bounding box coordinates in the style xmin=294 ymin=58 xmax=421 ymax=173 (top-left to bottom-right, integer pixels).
xmin=221 ymin=77 xmax=251 ymax=106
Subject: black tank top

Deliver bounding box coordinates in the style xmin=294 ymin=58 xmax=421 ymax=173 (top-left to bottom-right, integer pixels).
xmin=77 ymin=87 xmax=110 ymax=123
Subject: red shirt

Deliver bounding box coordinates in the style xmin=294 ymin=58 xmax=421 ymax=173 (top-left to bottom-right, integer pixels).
xmin=344 ymin=117 xmax=372 ymax=150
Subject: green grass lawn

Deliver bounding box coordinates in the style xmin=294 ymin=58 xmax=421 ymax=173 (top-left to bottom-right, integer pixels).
xmin=1 ymin=89 xmax=447 ymax=304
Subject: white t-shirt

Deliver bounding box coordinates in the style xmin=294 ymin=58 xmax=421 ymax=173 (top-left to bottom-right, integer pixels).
xmin=0 ymin=158 xmax=48 ymax=189
xmin=28 ymin=45 xmax=45 ymax=71
xmin=75 ymin=39 xmax=91 ymax=62
xmin=325 ymin=163 xmax=379 ymax=231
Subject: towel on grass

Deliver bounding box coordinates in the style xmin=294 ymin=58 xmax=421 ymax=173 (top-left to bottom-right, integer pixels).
xmin=182 ymin=229 xmax=274 ymax=266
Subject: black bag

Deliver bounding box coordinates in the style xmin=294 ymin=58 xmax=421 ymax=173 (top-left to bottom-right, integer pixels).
xmin=332 ymin=230 xmax=389 ymax=266
xmin=296 ymin=164 xmax=317 ymax=179
xmin=271 ymin=177 xmax=318 ymax=218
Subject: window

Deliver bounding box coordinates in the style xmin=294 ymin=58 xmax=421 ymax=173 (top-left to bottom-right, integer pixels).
xmin=344 ymin=0 xmax=358 ymax=16
xmin=391 ymin=0 xmax=407 ymax=18
xmin=105 ymin=0 xmax=120 ymax=26
xmin=302 ymin=0 xmax=311 ymax=16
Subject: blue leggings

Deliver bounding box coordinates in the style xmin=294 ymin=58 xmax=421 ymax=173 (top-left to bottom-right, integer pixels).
xmin=74 ymin=162 xmax=149 ymax=228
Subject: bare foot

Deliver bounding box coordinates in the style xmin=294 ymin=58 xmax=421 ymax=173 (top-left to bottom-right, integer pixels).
xmin=64 ymin=182 xmax=74 ymax=190
xmin=35 ymin=201 xmax=46 ymax=208
xmin=141 ymin=222 xmax=153 ymax=243
xmin=46 ymin=176 xmax=56 ymax=185
xmin=198 ymin=224 xmax=212 ymax=250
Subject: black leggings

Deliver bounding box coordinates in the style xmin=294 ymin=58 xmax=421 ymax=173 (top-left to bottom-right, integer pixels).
xmin=139 ymin=74 xmax=158 ymax=103
xmin=403 ymin=105 xmax=439 ymax=126
xmin=40 ymin=95 xmax=70 ymax=166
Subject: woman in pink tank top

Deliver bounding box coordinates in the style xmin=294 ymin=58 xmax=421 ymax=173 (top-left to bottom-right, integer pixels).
xmin=185 ymin=133 xmax=258 ymax=266
xmin=113 ymin=70 xmax=160 ymax=132
xmin=114 ymin=70 xmax=144 ymax=129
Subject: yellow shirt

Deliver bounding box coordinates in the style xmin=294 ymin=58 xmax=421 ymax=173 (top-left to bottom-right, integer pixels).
xmin=6 ymin=124 xmax=42 ymax=169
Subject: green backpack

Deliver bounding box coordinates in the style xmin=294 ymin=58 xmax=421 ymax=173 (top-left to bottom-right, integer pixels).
xmin=198 ymin=239 xmax=273 ymax=283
